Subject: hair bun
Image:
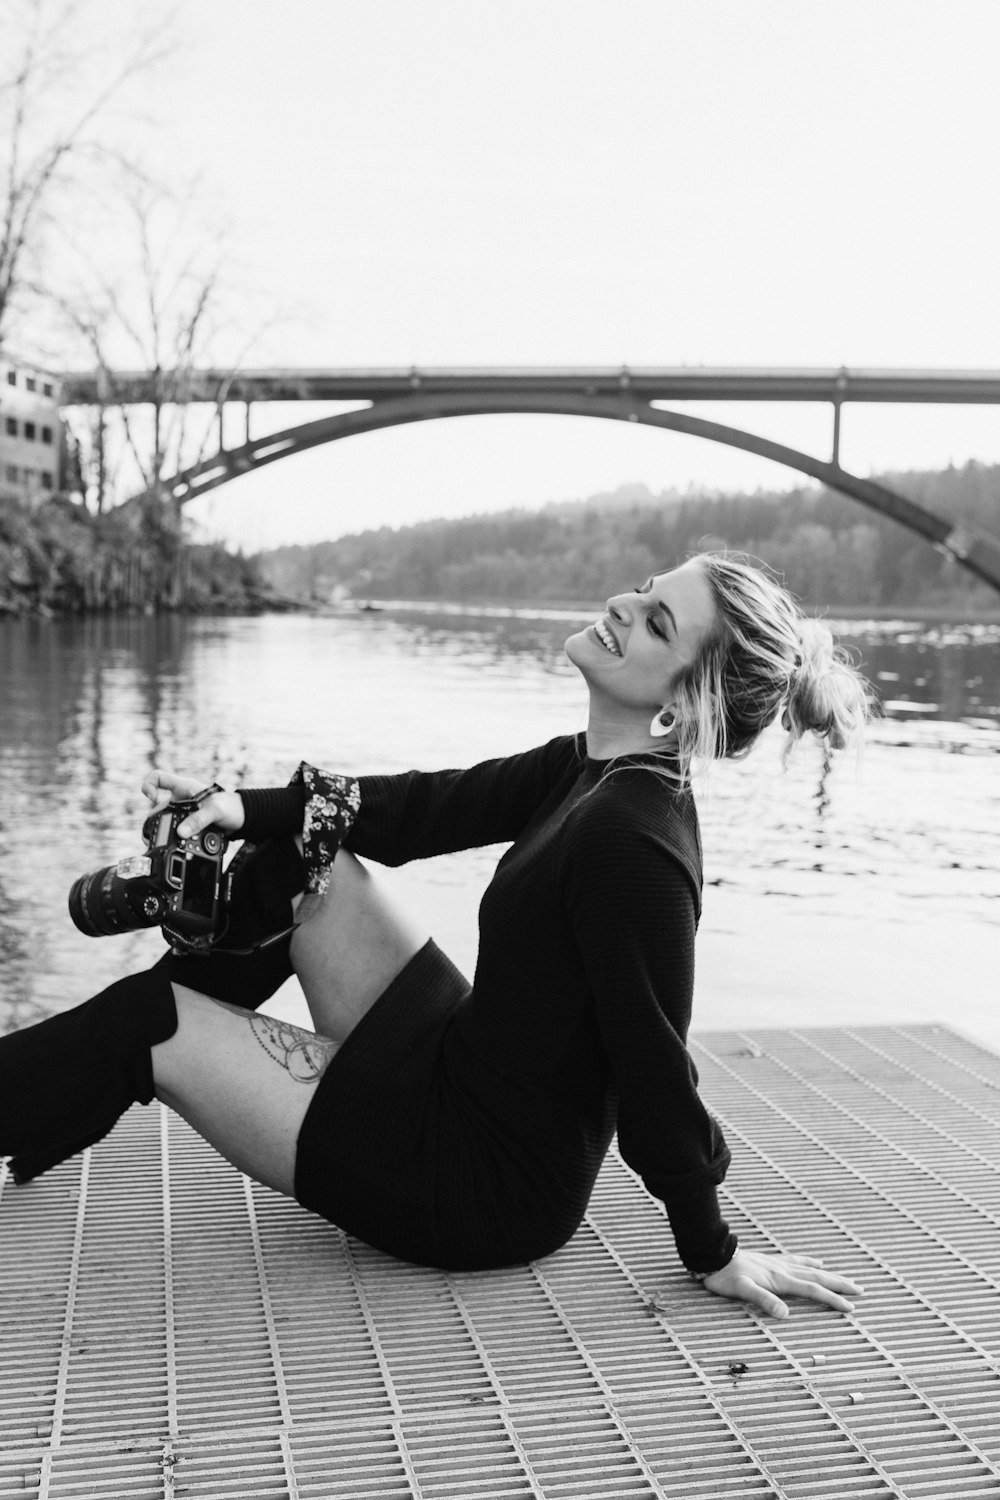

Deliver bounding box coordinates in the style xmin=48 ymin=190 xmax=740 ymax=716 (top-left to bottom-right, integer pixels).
xmin=785 ymin=619 xmax=869 ymax=749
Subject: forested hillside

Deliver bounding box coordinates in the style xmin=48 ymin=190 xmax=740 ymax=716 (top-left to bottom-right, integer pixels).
xmin=258 ymin=461 xmax=1000 ymax=611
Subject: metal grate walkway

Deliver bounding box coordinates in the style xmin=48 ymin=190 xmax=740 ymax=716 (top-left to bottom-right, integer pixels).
xmin=3 ymin=1024 xmax=1000 ymax=1499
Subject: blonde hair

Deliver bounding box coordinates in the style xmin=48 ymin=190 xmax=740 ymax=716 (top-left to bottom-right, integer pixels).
xmin=663 ymin=551 xmax=873 ymax=784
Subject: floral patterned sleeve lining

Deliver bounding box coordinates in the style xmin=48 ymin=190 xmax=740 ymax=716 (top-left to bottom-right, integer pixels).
xmin=290 ymin=762 xmax=362 ymax=895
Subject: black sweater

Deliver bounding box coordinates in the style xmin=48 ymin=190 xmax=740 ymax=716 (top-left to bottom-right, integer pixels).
xmin=242 ymin=734 xmax=736 ymax=1273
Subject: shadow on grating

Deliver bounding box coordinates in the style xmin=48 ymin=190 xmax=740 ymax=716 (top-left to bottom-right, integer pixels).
xmin=3 ymin=1023 xmax=1000 ymax=1499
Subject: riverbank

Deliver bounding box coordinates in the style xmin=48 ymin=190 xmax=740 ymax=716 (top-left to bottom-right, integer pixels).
xmin=0 ymin=495 xmax=271 ymax=616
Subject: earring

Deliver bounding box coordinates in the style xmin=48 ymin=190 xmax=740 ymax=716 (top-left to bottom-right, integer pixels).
xmin=649 ymin=709 xmax=677 ymax=738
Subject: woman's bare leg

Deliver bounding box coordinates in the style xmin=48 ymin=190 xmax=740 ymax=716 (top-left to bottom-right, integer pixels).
xmin=149 ymin=852 xmax=426 ymax=1197
xmin=290 ymin=850 xmax=429 ymax=1043
xmin=151 ymin=986 xmax=337 ymax=1195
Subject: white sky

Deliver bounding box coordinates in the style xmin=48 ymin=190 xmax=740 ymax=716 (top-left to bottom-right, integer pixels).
xmin=81 ymin=1 xmax=1000 ymax=547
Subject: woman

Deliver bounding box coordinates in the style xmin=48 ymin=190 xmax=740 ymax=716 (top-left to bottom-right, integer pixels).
xmin=1 ymin=552 xmax=868 ymax=1319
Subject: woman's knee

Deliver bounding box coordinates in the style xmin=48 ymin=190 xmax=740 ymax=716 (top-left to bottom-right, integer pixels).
xmin=289 ymin=852 xmax=428 ymax=1040
xmin=296 ymin=850 xmax=427 ymax=949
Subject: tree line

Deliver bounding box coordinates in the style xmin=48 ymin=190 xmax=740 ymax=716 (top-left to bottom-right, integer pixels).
xmin=258 ymin=460 xmax=1000 ymax=613
xmin=6 ymin=458 xmax=997 ymax=617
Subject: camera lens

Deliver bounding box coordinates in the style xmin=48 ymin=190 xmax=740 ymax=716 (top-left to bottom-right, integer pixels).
xmin=68 ymin=864 xmax=167 ymax=938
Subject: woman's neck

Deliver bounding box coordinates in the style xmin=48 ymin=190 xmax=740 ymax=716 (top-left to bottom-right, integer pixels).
xmin=584 ymin=707 xmax=669 ymax=761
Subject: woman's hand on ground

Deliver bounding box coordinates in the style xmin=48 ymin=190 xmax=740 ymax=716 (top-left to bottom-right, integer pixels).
xmin=141 ymin=769 xmax=245 ymax=837
xmin=701 ymin=1249 xmax=863 ymax=1318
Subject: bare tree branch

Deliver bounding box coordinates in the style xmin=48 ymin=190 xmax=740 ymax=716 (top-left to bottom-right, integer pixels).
xmin=0 ymin=0 xmax=173 ymax=339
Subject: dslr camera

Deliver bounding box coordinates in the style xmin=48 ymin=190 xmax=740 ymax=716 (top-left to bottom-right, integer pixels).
xmin=68 ymin=789 xmax=232 ymax=956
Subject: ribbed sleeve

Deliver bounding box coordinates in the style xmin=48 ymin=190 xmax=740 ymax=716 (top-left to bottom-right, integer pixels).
xmin=346 ymin=735 xmax=583 ymax=865
xmin=239 ymin=785 xmax=305 ymax=842
xmin=559 ymin=789 xmax=735 ymax=1272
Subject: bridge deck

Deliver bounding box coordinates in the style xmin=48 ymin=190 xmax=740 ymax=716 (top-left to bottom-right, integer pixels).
xmin=2 ymin=1022 xmax=1000 ymax=1499
xmin=58 ymin=364 xmax=1000 ymax=406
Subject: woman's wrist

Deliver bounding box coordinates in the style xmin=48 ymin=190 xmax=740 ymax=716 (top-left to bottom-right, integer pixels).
xmin=665 ymin=1183 xmax=736 ymax=1276
xmin=686 ymin=1236 xmax=739 ymax=1282
xmin=238 ymin=785 xmax=306 ymax=842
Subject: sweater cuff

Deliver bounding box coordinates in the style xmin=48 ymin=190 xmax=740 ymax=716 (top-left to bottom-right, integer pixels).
xmin=238 ymin=785 xmax=306 ymax=843
xmin=664 ymin=1183 xmax=738 ymax=1274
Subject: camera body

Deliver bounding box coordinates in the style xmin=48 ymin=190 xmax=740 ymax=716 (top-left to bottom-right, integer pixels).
xmin=68 ymin=797 xmax=231 ymax=955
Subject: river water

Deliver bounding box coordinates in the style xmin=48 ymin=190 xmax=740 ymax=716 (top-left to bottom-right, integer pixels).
xmin=1 ymin=607 xmax=998 ymax=1048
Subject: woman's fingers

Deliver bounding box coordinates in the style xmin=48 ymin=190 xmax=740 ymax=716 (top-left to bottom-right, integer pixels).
xmin=175 ymin=800 xmax=216 ymax=838
xmin=726 ymin=1271 xmax=852 ymax=1320
xmin=734 ymin=1278 xmax=789 ymax=1319
xmin=785 ymin=1262 xmax=864 ymax=1299
xmin=141 ymin=769 xmax=205 ymax=806
xmin=176 ymin=791 xmax=245 ymax=838
xmin=139 ymin=771 xmax=244 ymax=838
xmin=782 ymin=1276 xmax=857 ymax=1314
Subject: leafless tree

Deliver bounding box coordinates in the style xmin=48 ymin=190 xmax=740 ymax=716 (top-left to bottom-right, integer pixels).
xmin=0 ymin=0 xmax=171 ymax=345
xmin=56 ymin=168 xmax=271 ymax=502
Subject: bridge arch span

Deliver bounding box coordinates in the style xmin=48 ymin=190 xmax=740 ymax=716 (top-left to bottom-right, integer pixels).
xmin=150 ymin=391 xmax=1000 ymax=593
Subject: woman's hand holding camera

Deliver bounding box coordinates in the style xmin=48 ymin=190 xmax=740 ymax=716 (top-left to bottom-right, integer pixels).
xmin=141 ymin=770 xmax=246 ymax=839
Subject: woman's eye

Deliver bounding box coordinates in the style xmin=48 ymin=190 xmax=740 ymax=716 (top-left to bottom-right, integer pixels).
xmin=647 ymin=615 xmax=665 ymax=639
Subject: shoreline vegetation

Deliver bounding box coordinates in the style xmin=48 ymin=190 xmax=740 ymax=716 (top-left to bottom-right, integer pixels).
xmin=0 ymin=496 xmax=271 ymax=617
xmin=2 ymin=460 xmax=998 ymax=620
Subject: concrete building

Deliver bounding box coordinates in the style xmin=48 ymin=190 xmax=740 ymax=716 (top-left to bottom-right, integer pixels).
xmin=0 ymin=352 xmax=64 ymax=507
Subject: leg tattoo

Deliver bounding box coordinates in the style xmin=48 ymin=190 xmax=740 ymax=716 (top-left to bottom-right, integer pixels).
xmin=208 ymin=997 xmax=337 ymax=1082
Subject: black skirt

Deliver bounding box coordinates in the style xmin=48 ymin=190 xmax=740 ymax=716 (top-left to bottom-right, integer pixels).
xmin=293 ymin=939 xmax=592 ymax=1270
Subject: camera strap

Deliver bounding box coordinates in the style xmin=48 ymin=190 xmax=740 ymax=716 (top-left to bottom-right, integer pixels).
xmin=208 ymin=920 xmax=301 ymax=959
xmin=191 ymin=782 xmax=226 ymax=804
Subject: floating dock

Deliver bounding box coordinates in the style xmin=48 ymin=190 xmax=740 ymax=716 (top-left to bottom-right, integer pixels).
xmin=2 ymin=1023 xmax=1000 ymax=1498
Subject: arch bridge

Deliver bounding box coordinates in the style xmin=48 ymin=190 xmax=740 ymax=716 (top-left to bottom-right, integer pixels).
xmin=59 ymin=366 xmax=1000 ymax=593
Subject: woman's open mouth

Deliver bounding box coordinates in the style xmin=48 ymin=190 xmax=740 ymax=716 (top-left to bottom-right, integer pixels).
xmin=593 ymin=620 xmax=622 ymax=657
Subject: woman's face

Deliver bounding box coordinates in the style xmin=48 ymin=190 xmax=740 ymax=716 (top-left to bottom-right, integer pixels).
xmin=565 ymin=557 xmax=718 ymax=725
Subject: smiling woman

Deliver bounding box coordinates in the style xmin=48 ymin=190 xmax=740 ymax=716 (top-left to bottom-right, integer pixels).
xmin=0 ymin=550 xmax=871 ymax=1321
xmin=568 ymin=552 xmax=870 ymax=781
xmin=565 ymin=557 xmax=720 ymax=760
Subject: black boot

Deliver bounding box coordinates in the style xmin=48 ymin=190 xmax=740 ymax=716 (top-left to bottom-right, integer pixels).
xmin=0 ymin=968 xmax=178 ymax=1185
xmin=153 ymin=835 xmax=305 ymax=1009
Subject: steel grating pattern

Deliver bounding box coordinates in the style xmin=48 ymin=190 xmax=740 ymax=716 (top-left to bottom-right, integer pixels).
xmin=3 ymin=1023 xmax=1000 ymax=1499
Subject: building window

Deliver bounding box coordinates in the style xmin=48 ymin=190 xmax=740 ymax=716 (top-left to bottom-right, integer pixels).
xmin=42 ymin=425 xmax=53 ymax=443
xmin=24 ymin=421 xmax=36 ymax=440
xmin=5 ymin=417 xmax=16 ymax=436
xmin=41 ymin=470 xmax=54 ymax=488
xmin=6 ymin=371 xmax=15 ymax=387
xmin=25 ymin=377 xmax=36 ymax=392
xmin=42 ymin=382 xmax=53 ymax=398
xmin=5 ymin=465 xmax=17 ymax=483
